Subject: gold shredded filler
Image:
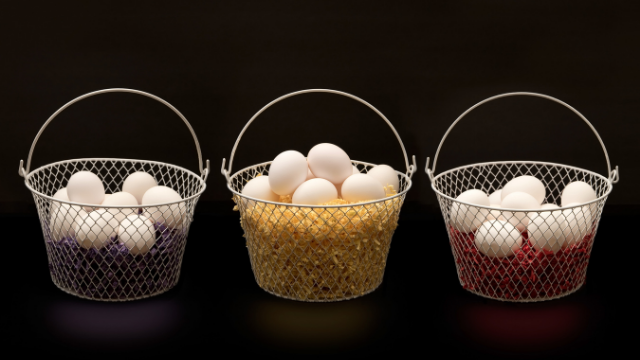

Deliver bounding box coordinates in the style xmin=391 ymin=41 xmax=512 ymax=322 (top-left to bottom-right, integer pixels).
xmin=234 ymin=175 xmax=403 ymax=301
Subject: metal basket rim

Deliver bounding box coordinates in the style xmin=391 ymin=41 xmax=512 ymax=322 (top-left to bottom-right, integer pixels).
xmin=430 ymin=160 xmax=613 ymax=211
xmin=24 ymin=157 xmax=207 ymax=207
xmin=227 ymin=160 xmax=412 ymax=208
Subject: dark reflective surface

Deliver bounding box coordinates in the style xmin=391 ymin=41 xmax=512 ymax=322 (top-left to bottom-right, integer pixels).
xmin=229 ymin=294 xmax=388 ymax=353
xmin=6 ymin=208 xmax=632 ymax=358
xmin=43 ymin=298 xmax=184 ymax=349
xmin=440 ymin=291 xmax=605 ymax=356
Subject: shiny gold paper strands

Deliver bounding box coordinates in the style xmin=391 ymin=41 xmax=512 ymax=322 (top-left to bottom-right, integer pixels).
xmin=234 ymin=194 xmax=403 ymax=301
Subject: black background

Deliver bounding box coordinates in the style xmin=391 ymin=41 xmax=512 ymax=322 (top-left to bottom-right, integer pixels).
xmin=2 ymin=1 xmax=639 ymax=358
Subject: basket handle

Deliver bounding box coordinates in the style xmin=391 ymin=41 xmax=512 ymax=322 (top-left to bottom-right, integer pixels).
xmin=18 ymin=88 xmax=210 ymax=181
xmin=425 ymin=92 xmax=619 ymax=184
xmin=221 ymin=88 xmax=416 ymax=183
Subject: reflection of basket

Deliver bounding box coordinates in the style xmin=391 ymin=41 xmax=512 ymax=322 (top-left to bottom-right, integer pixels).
xmin=222 ymin=89 xmax=416 ymax=302
xmin=20 ymin=89 xmax=209 ymax=301
xmin=426 ymin=92 xmax=619 ymax=302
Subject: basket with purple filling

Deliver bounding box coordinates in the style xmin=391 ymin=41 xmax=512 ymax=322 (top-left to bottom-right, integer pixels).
xmin=20 ymin=88 xmax=209 ymax=301
xmin=33 ymin=164 xmax=204 ymax=301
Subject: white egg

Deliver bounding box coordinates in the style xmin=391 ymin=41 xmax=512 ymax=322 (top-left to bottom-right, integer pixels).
xmin=142 ymin=186 xmax=184 ymax=228
xmin=486 ymin=204 xmax=505 ymax=221
xmin=501 ymin=191 xmax=541 ymax=232
xmin=53 ymin=188 xmax=69 ymax=201
xmin=501 ymin=175 xmax=546 ymax=205
xmin=55 ymin=186 xmax=95 ymax=212
xmin=101 ymin=194 xmax=112 ymax=203
xmin=67 ymin=171 xmax=105 ymax=205
xmin=336 ymin=182 xmax=344 ymax=199
xmin=241 ymin=176 xmax=280 ymax=207
xmin=306 ymin=168 xmax=316 ymax=181
xmin=122 ymin=172 xmax=158 ymax=204
xmin=474 ymin=220 xmax=523 ymax=258
xmin=562 ymin=202 xmax=594 ymax=247
xmin=449 ymin=189 xmax=490 ymax=233
xmin=305 ymin=157 xmax=317 ymax=181
xmin=561 ymin=181 xmax=597 ymax=205
xmin=50 ymin=188 xmax=70 ymax=217
xmin=292 ymin=178 xmax=339 ymax=205
xmin=74 ymin=209 xmax=119 ymax=250
xmin=268 ymin=150 xmax=308 ymax=196
xmin=49 ymin=203 xmax=87 ymax=240
xmin=528 ymin=211 xmax=570 ymax=253
xmin=101 ymin=191 xmax=139 ymax=222
xmin=456 ymin=189 xmax=490 ymax=206
xmin=307 ymin=143 xmax=353 ymax=185
xmin=366 ymin=165 xmax=400 ymax=193
xmin=540 ymin=203 xmax=560 ymax=210
xmin=334 ymin=165 xmax=359 ymax=199
xmin=561 ymin=181 xmax=598 ymax=215
xmin=340 ymin=174 xmax=386 ymax=203
xmin=488 ymin=189 xmax=502 ymax=206
xmin=118 ymin=215 xmax=156 ymax=255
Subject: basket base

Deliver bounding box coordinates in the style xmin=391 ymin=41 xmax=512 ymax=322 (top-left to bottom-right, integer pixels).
xmin=461 ymin=282 xmax=585 ymax=303
xmin=51 ymin=278 xmax=180 ymax=302
xmin=256 ymin=280 xmax=384 ymax=303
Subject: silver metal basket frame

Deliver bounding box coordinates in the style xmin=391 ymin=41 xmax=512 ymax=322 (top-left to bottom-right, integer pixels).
xmin=19 ymin=88 xmax=210 ymax=301
xmin=222 ymin=88 xmax=417 ymax=186
xmin=425 ymin=91 xmax=619 ymax=302
xmin=25 ymin=157 xmax=207 ymax=207
xmin=431 ymin=160 xmax=612 ymax=212
xmin=223 ymin=88 xmax=415 ymax=302
xmin=426 ymin=91 xmax=619 ymax=187
xmin=19 ymin=88 xmax=210 ymax=182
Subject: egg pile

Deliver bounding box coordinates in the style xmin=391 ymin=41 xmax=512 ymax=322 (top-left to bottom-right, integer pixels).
xmin=448 ymin=175 xmax=599 ymax=300
xmin=49 ymin=170 xmax=185 ymax=255
xmin=449 ymin=175 xmax=598 ymax=257
xmin=240 ymin=143 xmax=400 ymax=206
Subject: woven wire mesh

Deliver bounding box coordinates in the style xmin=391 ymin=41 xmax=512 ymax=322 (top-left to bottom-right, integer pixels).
xmin=229 ymin=161 xmax=411 ymax=302
xmin=25 ymin=158 xmax=206 ymax=301
xmin=432 ymin=161 xmax=611 ymax=302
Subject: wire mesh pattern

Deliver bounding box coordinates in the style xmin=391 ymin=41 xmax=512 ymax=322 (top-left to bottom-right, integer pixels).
xmin=432 ymin=161 xmax=611 ymax=302
xmin=230 ymin=161 xmax=410 ymax=302
xmin=26 ymin=158 xmax=206 ymax=301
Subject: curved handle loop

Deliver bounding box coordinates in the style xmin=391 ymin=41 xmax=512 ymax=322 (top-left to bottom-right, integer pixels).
xmin=221 ymin=89 xmax=416 ymax=183
xmin=19 ymin=88 xmax=210 ymax=181
xmin=425 ymin=92 xmax=619 ymax=184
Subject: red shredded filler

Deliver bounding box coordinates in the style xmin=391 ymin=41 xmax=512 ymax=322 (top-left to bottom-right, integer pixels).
xmin=450 ymin=226 xmax=594 ymax=300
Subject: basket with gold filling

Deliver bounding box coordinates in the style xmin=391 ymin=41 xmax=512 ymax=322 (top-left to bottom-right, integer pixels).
xmin=222 ymin=89 xmax=415 ymax=302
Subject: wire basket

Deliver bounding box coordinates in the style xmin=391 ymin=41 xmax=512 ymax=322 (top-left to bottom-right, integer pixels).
xmin=221 ymin=89 xmax=416 ymax=302
xmin=19 ymin=88 xmax=210 ymax=301
xmin=426 ymin=92 xmax=619 ymax=302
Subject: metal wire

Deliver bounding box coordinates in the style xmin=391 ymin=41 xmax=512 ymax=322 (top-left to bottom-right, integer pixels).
xmin=21 ymin=89 xmax=208 ymax=301
xmin=428 ymin=92 xmax=616 ymax=302
xmin=431 ymin=161 xmax=610 ymax=302
xmin=222 ymin=89 xmax=417 ymax=183
xmin=224 ymin=89 xmax=414 ymax=302
xmin=19 ymin=88 xmax=210 ymax=180
xmin=425 ymin=92 xmax=619 ymax=184
xmin=27 ymin=158 xmax=206 ymax=301
xmin=231 ymin=161 xmax=410 ymax=302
